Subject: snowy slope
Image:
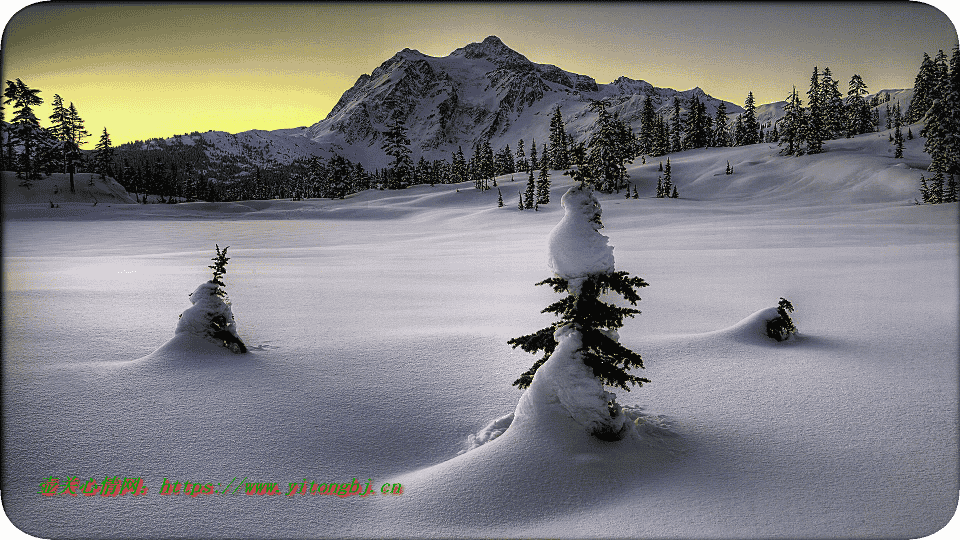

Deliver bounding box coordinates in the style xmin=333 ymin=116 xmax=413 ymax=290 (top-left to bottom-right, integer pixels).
xmin=1 ymin=171 xmax=136 ymax=206
xmin=2 ymin=129 xmax=957 ymax=539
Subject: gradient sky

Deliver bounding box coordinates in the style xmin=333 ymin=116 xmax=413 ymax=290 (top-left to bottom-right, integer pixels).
xmin=2 ymin=2 xmax=957 ymax=146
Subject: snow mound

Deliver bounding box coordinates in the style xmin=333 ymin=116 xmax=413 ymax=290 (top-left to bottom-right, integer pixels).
xmin=1 ymin=171 xmax=136 ymax=204
xmin=460 ymin=412 xmax=514 ymax=453
xmin=174 ymin=281 xmax=247 ymax=353
xmin=546 ymin=185 xmax=614 ymax=291
xmin=514 ymin=324 xmax=629 ymax=440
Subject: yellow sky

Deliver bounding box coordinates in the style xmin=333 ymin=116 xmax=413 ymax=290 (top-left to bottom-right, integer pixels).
xmin=2 ymin=2 xmax=957 ymax=147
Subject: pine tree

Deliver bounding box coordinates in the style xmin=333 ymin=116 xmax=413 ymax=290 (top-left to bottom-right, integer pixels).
xmin=656 ymin=176 xmax=664 ymax=198
xmin=893 ymin=103 xmax=904 ymax=159
xmin=585 ymin=99 xmax=632 ymax=193
xmin=741 ymin=92 xmax=761 ymax=145
xmin=670 ymin=97 xmax=682 ymax=152
xmin=549 ymin=105 xmax=570 ymax=170
xmin=820 ymin=67 xmax=845 ymax=139
xmin=3 ymin=78 xmax=48 ymax=183
xmin=945 ymin=174 xmax=958 ymax=203
xmin=67 ymin=102 xmax=90 ymax=148
xmin=640 ymin=94 xmax=657 ymax=153
xmin=806 ymin=66 xmax=825 ymax=154
xmin=382 ymin=116 xmax=412 ymax=189
xmin=452 ymin=147 xmax=468 ymax=184
xmin=661 ymin=158 xmax=673 ymax=197
xmin=529 ymin=139 xmax=538 ymax=173
xmin=920 ymin=174 xmax=931 ymax=203
xmin=779 ymin=87 xmax=806 ymax=156
xmin=909 ymin=53 xmax=938 ymax=122
xmin=515 ymin=139 xmax=527 ymax=173
xmin=175 ymin=244 xmax=247 ymax=354
xmin=508 ymin=187 xmax=650 ymax=392
xmin=765 ymin=298 xmax=797 ymax=341
xmin=846 ymin=74 xmax=871 ymax=136
xmin=713 ymin=100 xmax=729 ymax=147
xmin=671 ymin=185 xmax=678 ymax=198
xmin=93 ymin=127 xmax=115 ymax=178
xmin=632 ymin=184 xmax=638 ymax=199
xmin=498 ymin=187 xmax=504 ymax=207
xmin=921 ymin=45 xmax=959 ymax=176
xmin=525 ymin=168 xmax=535 ymax=209
xmin=536 ymin=163 xmax=551 ymax=204
xmin=518 ymin=190 xmax=524 ymax=210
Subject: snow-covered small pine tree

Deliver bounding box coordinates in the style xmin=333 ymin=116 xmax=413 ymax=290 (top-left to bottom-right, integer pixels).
xmin=518 ymin=191 xmax=524 ymax=210
xmin=765 ymin=297 xmax=798 ymax=342
xmin=176 ymin=245 xmax=247 ymax=353
xmin=508 ymin=184 xmax=650 ymax=441
xmin=497 ymin=188 xmax=504 ymax=207
xmin=656 ymin=176 xmax=664 ymax=198
xmin=671 ymin=185 xmax=679 ymax=198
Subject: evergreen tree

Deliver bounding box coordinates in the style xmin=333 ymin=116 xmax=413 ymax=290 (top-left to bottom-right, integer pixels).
xmin=893 ymin=103 xmax=904 ymax=159
xmin=518 ymin=190 xmax=524 ymax=210
xmin=670 ymin=97 xmax=682 ymax=152
xmin=585 ymin=100 xmax=633 ymax=193
xmin=498 ymin=187 xmax=504 ymax=207
xmin=632 ymin=184 xmax=638 ymax=199
xmin=529 ymin=139 xmax=538 ymax=173
xmin=549 ymin=106 xmax=570 ymax=169
xmin=806 ymin=66 xmax=825 ymax=154
xmin=846 ymin=74 xmax=871 ymax=136
xmin=740 ymin=92 xmax=761 ymax=145
xmin=921 ymin=45 xmax=960 ymax=176
xmin=381 ymin=116 xmax=413 ymax=189
xmin=779 ymin=87 xmax=806 ymax=156
xmin=93 ymin=127 xmax=115 ymax=178
xmin=525 ymin=168 xmax=536 ymax=209
xmin=536 ymin=163 xmax=551 ymax=204
xmin=945 ymin=174 xmax=958 ymax=203
xmin=3 ymin=78 xmax=45 ymax=182
xmin=452 ymin=147 xmax=468 ymax=184
xmin=515 ymin=139 xmax=527 ymax=173
xmin=713 ymin=100 xmax=729 ymax=147
xmin=656 ymin=176 xmax=664 ymax=198
xmin=640 ymin=94 xmax=657 ymax=153
xmin=68 ymin=102 xmax=90 ymax=148
xmin=661 ymin=158 xmax=673 ymax=197
xmin=671 ymin=185 xmax=678 ymax=198
xmin=820 ymin=67 xmax=845 ymax=139
xmin=508 ymin=186 xmax=650 ymax=393
xmin=765 ymin=298 xmax=797 ymax=342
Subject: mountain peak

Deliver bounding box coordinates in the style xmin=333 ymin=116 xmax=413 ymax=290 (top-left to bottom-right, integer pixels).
xmin=451 ymin=35 xmax=530 ymax=66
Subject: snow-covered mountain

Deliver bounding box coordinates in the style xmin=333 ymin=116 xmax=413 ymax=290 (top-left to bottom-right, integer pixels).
xmin=127 ymin=36 xmax=745 ymax=170
xmin=123 ymin=36 xmax=914 ymax=173
xmin=302 ymin=35 xmax=743 ymax=168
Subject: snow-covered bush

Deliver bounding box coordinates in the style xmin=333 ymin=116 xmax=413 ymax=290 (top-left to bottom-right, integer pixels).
xmin=175 ymin=245 xmax=247 ymax=353
xmin=765 ymin=297 xmax=797 ymax=342
xmin=508 ymin=184 xmax=649 ymax=441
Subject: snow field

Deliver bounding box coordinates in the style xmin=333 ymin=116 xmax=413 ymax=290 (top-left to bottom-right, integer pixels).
xmin=3 ymin=131 xmax=958 ymax=538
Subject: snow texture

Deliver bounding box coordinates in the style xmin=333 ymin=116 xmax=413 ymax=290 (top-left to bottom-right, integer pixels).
xmin=546 ymin=185 xmax=615 ymax=294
